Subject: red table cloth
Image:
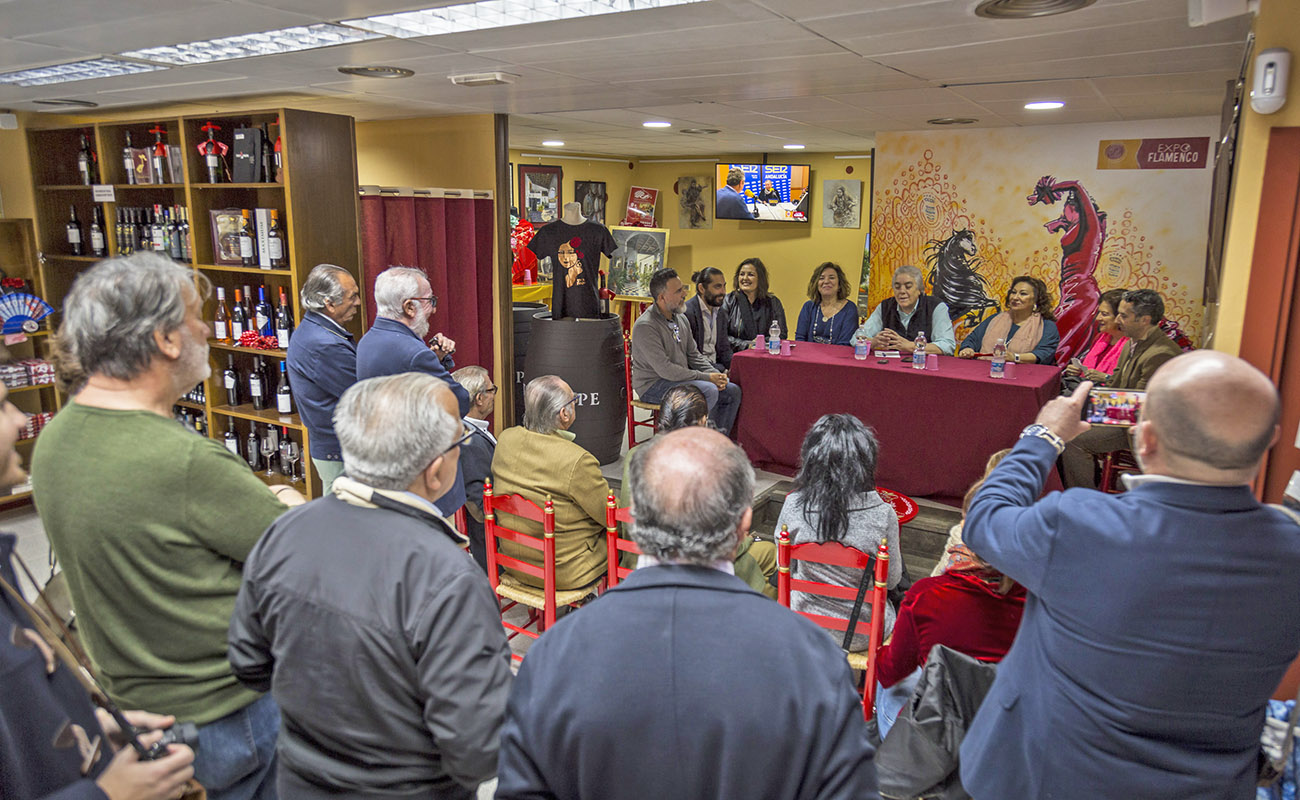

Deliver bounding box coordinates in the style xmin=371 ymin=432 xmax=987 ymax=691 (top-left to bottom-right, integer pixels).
xmin=730 ymin=342 xmax=1062 ymax=499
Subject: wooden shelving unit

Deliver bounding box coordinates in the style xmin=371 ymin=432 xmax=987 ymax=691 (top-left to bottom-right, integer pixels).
xmin=24 ymin=108 xmax=364 ymax=500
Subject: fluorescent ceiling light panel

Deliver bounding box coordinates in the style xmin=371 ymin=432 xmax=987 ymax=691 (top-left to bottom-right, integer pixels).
xmin=344 ymin=0 xmax=704 ymax=38
xmin=0 ymin=58 xmax=165 ymax=87
xmin=642 ymin=121 xmax=672 ymax=128
xmin=120 ymin=24 xmax=379 ymax=66
xmin=1024 ymin=100 xmax=1065 ymax=110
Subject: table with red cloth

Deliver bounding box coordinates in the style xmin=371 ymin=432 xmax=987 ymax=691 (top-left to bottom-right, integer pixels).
xmin=730 ymin=342 xmax=1062 ymax=499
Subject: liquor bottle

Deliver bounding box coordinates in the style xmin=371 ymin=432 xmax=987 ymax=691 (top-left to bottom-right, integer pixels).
xmin=113 ymin=208 xmax=126 ymax=255
xmin=242 ymin=285 xmax=254 ymax=324
xmin=223 ymin=419 xmax=239 ymax=455
xmin=260 ymin=123 xmax=274 ymax=184
xmin=231 ymin=288 xmax=247 ymax=341
xmin=275 ymin=361 xmax=292 ymax=414
xmin=150 ymin=206 xmax=165 ymax=252
xmin=223 ymin=354 xmax=241 ymax=406
xmin=66 ymin=206 xmax=83 ymax=256
xmin=989 ymin=337 xmax=1007 ymax=379
xmin=255 ymin=286 xmax=273 ymax=336
xmin=249 ymin=356 xmax=266 ymax=411
xmin=266 ymin=209 xmax=286 ymax=268
xmin=131 ymin=208 xmax=145 ymax=253
xmin=200 ymin=121 xmax=223 ymax=184
xmin=176 ymin=206 xmax=191 ymax=262
xmin=122 ymin=131 xmax=136 ymax=185
xmin=245 ymin=426 xmax=262 ymax=471
xmin=166 ymin=207 xmax=182 ymax=260
xmin=278 ymin=426 xmax=293 ymax=477
xmin=239 ymin=209 xmax=257 ymax=267
xmin=149 ymin=124 xmax=168 ymax=185
xmin=214 ymin=287 xmax=231 ymax=343
xmin=89 ymin=206 xmax=107 ymax=257
xmin=275 ymin=286 xmax=293 ymax=349
xmin=77 ymin=132 xmax=94 ymax=185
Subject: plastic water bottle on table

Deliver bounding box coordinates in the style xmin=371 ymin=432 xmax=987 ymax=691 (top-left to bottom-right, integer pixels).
xmin=990 ymin=337 xmax=1007 ymax=379
xmin=768 ymin=320 xmax=781 ymax=355
xmin=912 ymin=332 xmax=927 ymax=369
xmin=854 ymin=335 xmax=869 ymax=361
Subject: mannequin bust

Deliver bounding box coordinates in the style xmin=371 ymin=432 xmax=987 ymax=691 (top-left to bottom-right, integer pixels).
xmin=561 ymin=202 xmax=584 ymax=225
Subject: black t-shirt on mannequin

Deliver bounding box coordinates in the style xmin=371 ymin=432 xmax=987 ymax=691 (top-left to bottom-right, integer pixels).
xmin=528 ymin=219 xmax=616 ymax=319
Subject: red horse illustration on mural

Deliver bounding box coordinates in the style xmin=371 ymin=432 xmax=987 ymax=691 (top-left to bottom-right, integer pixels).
xmin=1027 ymin=176 xmax=1106 ymax=363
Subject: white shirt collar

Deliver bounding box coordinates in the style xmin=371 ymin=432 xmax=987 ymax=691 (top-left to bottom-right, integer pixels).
xmin=636 ymin=553 xmax=735 ymax=575
xmin=1121 ymin=472 xmax=1247 ymax=490
xmin=464 ymin=415 xmax=496 ymax=444
xmin=313 ymin=311 xmax=349 ymax=335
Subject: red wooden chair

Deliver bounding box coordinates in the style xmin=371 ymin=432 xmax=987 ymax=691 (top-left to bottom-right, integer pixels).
xmin=1099 ymin=449 xmax=1141 ymax=493
xmin=624 ymin=335 xmax=659 ymax=448
xmin=777 ymin=525 xmax=891 ymax=719
xmin=604 ymin=493 xmax=639 ymax=588
xmin=483 ymin=478 xmax=595 ymax=661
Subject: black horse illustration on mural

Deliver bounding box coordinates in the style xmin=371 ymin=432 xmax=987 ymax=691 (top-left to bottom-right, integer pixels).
xmin=925 ymin=229 xmax=1000 ymax=327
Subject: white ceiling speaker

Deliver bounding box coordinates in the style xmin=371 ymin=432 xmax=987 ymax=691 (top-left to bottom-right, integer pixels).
xmin=448 ymin=71 xmax=518 ymax=87
xmin=1187 ymin=0 xmax=1258 ymax=26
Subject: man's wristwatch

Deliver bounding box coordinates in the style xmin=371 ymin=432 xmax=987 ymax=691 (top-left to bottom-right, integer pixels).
xmin=1020 ymin=423 xmax=1065 ymax=455
xmin=1012 ymin=352 xmax=1021 ymax=364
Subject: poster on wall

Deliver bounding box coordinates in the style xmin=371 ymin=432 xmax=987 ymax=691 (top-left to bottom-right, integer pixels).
xmin=677 ymin=175 xmax=713 ymax=229
xmin=623 ymin=186 xmax=659 ymax=227
xmin=519 ymin=164 xmax=562 ymax=224
xmin=608 ymin=226 xmax=670 ymax=299
xmin=823 ymin=179 xmax=862 ymax=228
xmin=574 ymin=180 xmax=607 ymax=224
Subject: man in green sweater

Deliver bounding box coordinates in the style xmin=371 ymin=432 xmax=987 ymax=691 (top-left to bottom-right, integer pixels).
xmin=32 ymin=253 xmax=303 ymax=800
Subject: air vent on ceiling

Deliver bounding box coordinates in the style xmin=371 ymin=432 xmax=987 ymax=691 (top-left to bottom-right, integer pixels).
xmin=680 ymin=128 xmax=720 ymax=135
xmin=449 ymin=71 xmax=518 ymax=87
xmin=974 ymin=0 xmax=1094 ymax=18
xmin=337 ymin=65 xmax=414 ymax=78
xmin=928 ymin=117 xmax=978 ymax=125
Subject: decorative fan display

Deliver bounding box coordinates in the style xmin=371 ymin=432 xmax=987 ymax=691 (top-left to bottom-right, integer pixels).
xmin=0 ymin=293 xmax=54 ymax=335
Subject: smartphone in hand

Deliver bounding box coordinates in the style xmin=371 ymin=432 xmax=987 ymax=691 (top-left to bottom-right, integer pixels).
xmin=1081 ymin=388 xmax=1145 ymax=426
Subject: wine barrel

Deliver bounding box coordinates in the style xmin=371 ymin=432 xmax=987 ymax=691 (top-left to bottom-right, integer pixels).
xmin=522 ymin=312 xmax=626 ymax=465
xmin=512 ymin=302 xmax=548 ymax=425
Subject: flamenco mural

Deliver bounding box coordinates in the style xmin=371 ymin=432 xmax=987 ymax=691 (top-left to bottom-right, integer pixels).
xmin=869 ymin=122 xmax=1215 ymax=361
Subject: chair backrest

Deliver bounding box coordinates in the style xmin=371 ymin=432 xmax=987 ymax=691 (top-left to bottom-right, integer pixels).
xmin=483 ymin=478 xmax=558 ymax=601
xmin=605 ymin=493 xmax=639 ymax=587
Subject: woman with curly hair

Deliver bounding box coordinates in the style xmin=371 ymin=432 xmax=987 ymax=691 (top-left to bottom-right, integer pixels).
xmin=958 ymin=275 xmax=1060 ymax=365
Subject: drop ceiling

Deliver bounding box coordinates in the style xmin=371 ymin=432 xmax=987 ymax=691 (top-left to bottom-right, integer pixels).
xmin=0 ymin=0 xmax=1253 ymax=155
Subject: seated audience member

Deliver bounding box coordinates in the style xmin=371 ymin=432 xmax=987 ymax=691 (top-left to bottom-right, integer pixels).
xmin=855 ymin=265 xmax=956 ymax=355
xmin=31 ymin=253 xmax=300 ymax=800
xmin=452 ymin=365 xmax=497 ymax=571
xmin=1062 ymin=288 xmax=1128 ymax=389
xmin=630 ymin=268 xmax=741 ymax=435
xmin=496 ymin=428 xmax=880 ymax=800
xmin=796 ymin=262 xmax=858 ymax=346
xmin=683 ymin=267 xmax=733 ymax=370
xmin=617 ymin=384 xmax=778 ymax=597
xmin=724 ymin=257 xmax=788 ymax=351
xmin=1060 ymin=288 xmax=1182 ymax=489
xmin=959 ymin=275 xmax=1059 ymax=365
xmin=874 ymin=548 xmax=1025 ymax=739
xmin=931 ymin=448 xmax=1012 ymax=577
xmin=229 ymin=374 xmax=512 ymax=800
xmin=491 ymin=376 xmax=610 ymax=592
xmin=959 ymin=355 xmax=1300 ymax=799
xmin=777 ymin=413 xmax=902 ymax=650
xmin=716 ymin=167 xmax=758 ymax=220
xmin=285 ymin=263 xmax=363 ymax=492
xmin=1 ymin=378 xmax=197 ymax=800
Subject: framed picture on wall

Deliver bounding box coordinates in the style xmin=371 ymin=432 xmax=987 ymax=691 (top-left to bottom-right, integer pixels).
xmin=574 ymin=180 xmax=607 ymax=225
xmin=609 ymin=226 xmax=670 ymax=300
xmin=823 ymin=179 xmax=862 ymax=228
xmin=519 ymin=164 xmax=562 ymax=224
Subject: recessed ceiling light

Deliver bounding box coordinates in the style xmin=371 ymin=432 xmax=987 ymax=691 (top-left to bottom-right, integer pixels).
xmin=120 ymin=24 xmax=379 ymax=66
xmin=542 ymin=140 xmax=565 ymax=147
xmin=0 ymin=58 xmax=164 ymax=87
xmin=449 ymin=71 xmax=518 ymax=86
xmin=337 ymin=65 xmax=414 ymax=78
xmin=928 ymin=117 xmax=978 ymax=125
xmin=783 ymin=144 xmax=805 ymax=150
xmin=1025 ymin=101 xmax=1065 ymax=110
xmin=343 ymin=0 xmax=705 ymax=38
xmin=643 ymin=121 xmax=672 ymax=128
xmin=974 ymin=0 xmax=1095 ymax=18
xmin=680 ymin=128 xmax=720 ymax=135
xmin=33 ymin=98 xmax=100 ymax=108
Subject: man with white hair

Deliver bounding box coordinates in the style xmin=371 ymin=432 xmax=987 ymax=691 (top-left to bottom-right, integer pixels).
xmin=229 ymin=373 xmax=512 ymax=800
xmin=452 ymin=364 xmax=497 ymax=570
xmin=854 ymin=264 xmax=955 ymax=355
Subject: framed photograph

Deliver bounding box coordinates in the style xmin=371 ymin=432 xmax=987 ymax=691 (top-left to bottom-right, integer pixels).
xmin=518 ymin=164 xmax=562 ymax=224
xmin=609 ymin=226 xmax=670 ymax=300
xmin=574 ymin=180 xmax=607 ymax=225
xmin=823 ymin=179 xmax=862 ymax=229
xmin=677 ymin=175 xmax=712 ymax=229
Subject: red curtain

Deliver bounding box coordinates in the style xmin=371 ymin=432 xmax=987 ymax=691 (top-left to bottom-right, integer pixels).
xmin=360 ymin=195 xmax=496 ymax=372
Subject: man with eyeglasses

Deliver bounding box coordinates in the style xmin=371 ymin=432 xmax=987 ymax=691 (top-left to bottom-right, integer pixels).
xmin=230 ymin=373 xmax=512 ymax=800
xmin=452 ymin=365 xmax=498 ymax=571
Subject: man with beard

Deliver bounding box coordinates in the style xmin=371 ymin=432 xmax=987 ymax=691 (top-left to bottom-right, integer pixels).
xmin=31 ymin=253 xmax=302 ymax=800
xmin=683 ymin=267 xmax=733 ymax=370
xmin=631 ymin=268 xmax=740 ymax=435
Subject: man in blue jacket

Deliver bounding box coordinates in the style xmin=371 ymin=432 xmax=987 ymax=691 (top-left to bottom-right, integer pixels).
xmin=357 ymin=266 xmax=471 ymax=516
xmin=286 ymin=264 xmax=362 ymax=493
xmin=960 ymin=351 xmax=1300 ymax=800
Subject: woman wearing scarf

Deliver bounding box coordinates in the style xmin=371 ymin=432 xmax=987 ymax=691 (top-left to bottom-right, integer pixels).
xmin=958 ymin=275 xmax=1060 ymax=365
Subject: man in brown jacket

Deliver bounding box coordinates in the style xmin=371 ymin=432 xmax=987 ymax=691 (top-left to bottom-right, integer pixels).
xmin=1061 ymin=289 xmax=1183 ymax=488
xmin=490 ymin=375 xmax=610 ymax=591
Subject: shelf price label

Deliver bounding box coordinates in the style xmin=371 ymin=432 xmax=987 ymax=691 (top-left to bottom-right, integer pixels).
xmin=91 ymin=184 xmax=116 ymax=203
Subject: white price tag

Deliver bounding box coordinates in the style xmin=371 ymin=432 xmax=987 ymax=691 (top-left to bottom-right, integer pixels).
xmin=91 ymin=184 xmax=116 ymax=203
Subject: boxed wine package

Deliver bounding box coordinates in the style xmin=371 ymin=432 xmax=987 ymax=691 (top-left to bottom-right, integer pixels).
xmin=231 ymin=127 xmax=264 ymax=183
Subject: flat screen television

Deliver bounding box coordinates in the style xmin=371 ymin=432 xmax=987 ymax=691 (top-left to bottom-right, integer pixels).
xmin=714 ymin=163 xmax=811 ymax=222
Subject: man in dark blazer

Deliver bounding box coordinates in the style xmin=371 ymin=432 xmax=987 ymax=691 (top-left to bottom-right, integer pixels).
xmin=496 ymin=427 xmax=878 ymax=800
xmin=451 ymin=365 xmax=496 ymax=572
xmin=357 ymin=266 xmax=471 ymax=516
xmin=683 ymin=267 xmax=733 ymax=370
xmin=959 ymin=351 xmax=1300 ymax=800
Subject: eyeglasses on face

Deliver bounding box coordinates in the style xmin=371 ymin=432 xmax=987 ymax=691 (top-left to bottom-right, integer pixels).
xmin=408 ymin=295 xmax=438 ymax=310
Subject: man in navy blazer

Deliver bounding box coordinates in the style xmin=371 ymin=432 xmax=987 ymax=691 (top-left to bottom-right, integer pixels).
xmin=356 ymin=266 xmax=471 ymax=516
xmin=496 ymin=427 xmax=878 ymax=800
xmin=960 ymin=351 xmax=1300 ymax=800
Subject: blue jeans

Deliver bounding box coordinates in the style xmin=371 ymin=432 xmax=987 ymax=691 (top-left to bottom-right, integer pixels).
xmin=876 ymin=667 xmax=923 ymax=740
xmin=193 ymin=693 xmax=280 ymax=800
xmin=640 ymin=378 xmax=742 ymax=435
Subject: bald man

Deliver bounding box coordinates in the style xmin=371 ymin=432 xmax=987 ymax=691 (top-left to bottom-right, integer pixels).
xmin=497 ymin=428 xmax=879 ymax=800
xmin=956 ymin=352 xmax=1300 ymax=800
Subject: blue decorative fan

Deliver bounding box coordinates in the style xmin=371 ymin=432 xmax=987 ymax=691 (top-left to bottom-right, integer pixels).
xmin=0 ymin=293 xmax=54 ymax=335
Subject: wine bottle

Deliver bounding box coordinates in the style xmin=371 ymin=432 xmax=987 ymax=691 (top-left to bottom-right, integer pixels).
xmin=214 ymin=287 xmax=231 ymax=343
xmin=260 ymin=123 xmax=274 ymax=184
xmin=223 ymin=419 xmax=239 ymax=455
xmin=176 ymin=206 xmax=190 ymax=262
xmin=249 ymin=356 xmax=266 ymax=411
xmin=151 ymin=205 xmax=165 ymax=252
xmin=223 ymin=353 xmax=241 ymax=406
xmin=231 ymin=288 xmax=247 ymax=340
xmin=66 ymin=206 xmax=83 ymax=256
xmin=279 ymin=426 xmax=293 ymax=477
xmin=245 ymin=426 xmax=262 ymax=471
xmin=167 ymin=208 xmax=182 ymax=260
xmin=77 ymin=132 xmax=94 ymax=186
xmin=114 ymin=208 xmax=126 ymax=255
xmin=132 ymin=208 xmax=146 ymax=253
xmin=122 ymin=131 xmax=136 ymax=185
xmin=89 ymin=206 xmax=106 ymax=257
xmin=275 ymin=361 xmax=293 ymax=414
xmin=255 ymin=286 xmax=273 ymax=336
xmin=242 ymin=285 xmax=254 ymax=324
xmin=266 ymin=209 xmax=286 ymax=268
xmin=239 ymin=209 xmax=256 ymax=267
xmin=275 ymin=287 xmax=293 ymax=349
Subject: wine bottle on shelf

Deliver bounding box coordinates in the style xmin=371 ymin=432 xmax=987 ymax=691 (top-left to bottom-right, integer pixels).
xmin=150 ymin=206 xmax=165 ymax=252
xmin=149 ymin=125 xmax=167 ymax=186
xmin=249 ymin=356 xmax=266 ymax=411
xmin=255 ymin=286 xmax=273 ymax=336
xmin=77 ymin=132 xmax=94 ymax=186
xmin=279 ymin=426 xmax=293 ymax=477
xmin=239 ymin=210 xmax=257 ymax=267
xmin=223 ymin=353 xmax=241 ymax=406
xmin=272 ymin=118 xmax=283 ymax=182
xmin=89 ymin=206 xmax=106 ymax=257
xmin=214 ymin=287 xmax=231 ymax=343
xmin=200 ymin=121 xmax=224 ymax=184
xmin=275 ymin=286 xmax=293 ymax=349
xmin=133 ymin=208 xmax=146 ymax=253
xmin=114 ymin=208 xmax=126 ymax=255
xmin=66 ymin=206 xmax=83 ymax=256
xmin=275 ymin=361 xmax=292 ymax=414
xmin=266 ymin=209 xmax=287 ymax=268
xmin=223 ymin=418 xmax=239 ymax=455
xmin=231 ymin=288 xmax=247 ymax=340
xmin=260 ymin=123 xmax=274 ymax=184
xmin=166 ymin=208 xmax=182 ymax=260
xmin=177 ymin=206 xmax=191 ymax=262
xmin=122 ymin=131 xmax=136 ymax=185
xmin=245 ymin=426 xmax=262 ymax=471
xmin=242 ymin=284 xmax=254 ymax=324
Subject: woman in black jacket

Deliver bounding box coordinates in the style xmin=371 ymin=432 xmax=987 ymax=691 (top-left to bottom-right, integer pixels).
xmin=723 ymin=257 xmax=788 ymax=352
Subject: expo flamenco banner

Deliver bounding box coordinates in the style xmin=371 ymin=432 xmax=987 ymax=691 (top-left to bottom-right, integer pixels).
xmin=869 ymin=120 xmax=1216 ymax=359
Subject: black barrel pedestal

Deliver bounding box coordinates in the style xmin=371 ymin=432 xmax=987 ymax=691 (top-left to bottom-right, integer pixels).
xmin=522 ymin=313 xmax=626 ymax=465
xmin=512 ymin=302 xmax=548 ymax=425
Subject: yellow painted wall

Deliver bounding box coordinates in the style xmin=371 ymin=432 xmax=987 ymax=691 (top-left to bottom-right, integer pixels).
xmin=356 ymin=115 xmax=496 ymax=189
xmin=1216 ymin=0 xmax=1300 ymax=354
xmin=0 ymin=113 xmax=41 ymax=221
